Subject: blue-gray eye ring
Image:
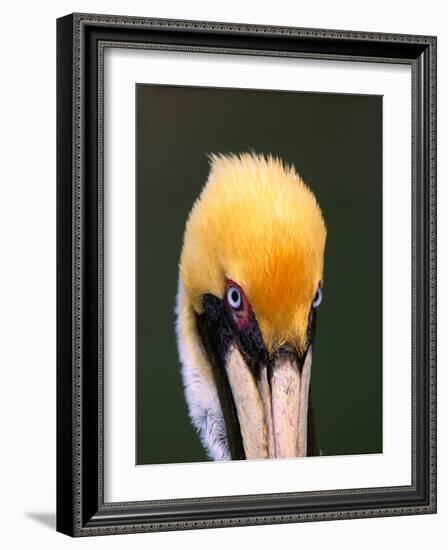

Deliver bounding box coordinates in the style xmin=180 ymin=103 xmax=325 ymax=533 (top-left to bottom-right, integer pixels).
xmin=227 ymin=286 xmax=242 ymax=309
xmin=312 ymin=287 xmax=322 ymax=309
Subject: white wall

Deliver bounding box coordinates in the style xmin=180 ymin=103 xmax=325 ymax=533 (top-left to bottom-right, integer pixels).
xmin=0 ymin=1 xmax=445 ymax=548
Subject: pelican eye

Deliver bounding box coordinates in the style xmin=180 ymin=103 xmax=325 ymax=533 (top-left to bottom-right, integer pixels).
xmin=227 ymin=286 xmax=242 ymax=309
xmin=312 ymin=287 xmax=323 ymax=309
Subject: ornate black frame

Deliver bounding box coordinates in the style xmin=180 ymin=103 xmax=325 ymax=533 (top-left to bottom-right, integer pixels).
xmin=56 ymin=13 xmax=437 ymax=537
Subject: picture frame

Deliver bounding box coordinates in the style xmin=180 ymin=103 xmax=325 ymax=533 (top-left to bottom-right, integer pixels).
xmin=56 ymin=12 xmax=437 ymax=537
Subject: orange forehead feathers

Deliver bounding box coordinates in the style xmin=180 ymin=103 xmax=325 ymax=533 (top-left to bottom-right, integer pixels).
xmin=179 ymin=153 xmax=327 ymax=353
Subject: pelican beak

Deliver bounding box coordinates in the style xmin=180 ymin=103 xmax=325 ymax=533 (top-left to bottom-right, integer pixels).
xmin=196 ymin=294 xmax=317 ymax=460
xmin=225 ymin=345 xmax=313 ymax=459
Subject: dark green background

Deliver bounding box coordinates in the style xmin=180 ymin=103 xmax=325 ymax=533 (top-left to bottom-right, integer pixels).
xmin=136 ymin=84 xmax=382 ymax=465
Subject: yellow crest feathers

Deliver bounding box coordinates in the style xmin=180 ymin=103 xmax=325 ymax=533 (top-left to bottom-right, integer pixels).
xmin=179 ymin=153 xmax=327 ymax=353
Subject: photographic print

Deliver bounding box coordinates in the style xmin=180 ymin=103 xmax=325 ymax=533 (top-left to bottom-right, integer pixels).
xmin=136 ymin=84 xmax=382 ymax=465
xmin=57 ymin=14 xmax=436 ymax=535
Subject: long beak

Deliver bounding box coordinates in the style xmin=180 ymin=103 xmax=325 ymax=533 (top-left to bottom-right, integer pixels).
xmin=225 ymin=346 xmax=313 ymax=459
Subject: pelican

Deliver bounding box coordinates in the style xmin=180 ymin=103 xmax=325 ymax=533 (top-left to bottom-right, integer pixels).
xmin=176 ymin=153 xmax=326 ymax=461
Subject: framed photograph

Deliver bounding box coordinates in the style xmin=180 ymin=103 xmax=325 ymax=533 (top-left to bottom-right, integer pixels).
xmin=56 ymin=13 xmax=437 ymax=536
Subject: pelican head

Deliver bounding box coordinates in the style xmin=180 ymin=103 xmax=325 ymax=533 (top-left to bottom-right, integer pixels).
xmin=176 ymin=153 xmax=326 ymax=460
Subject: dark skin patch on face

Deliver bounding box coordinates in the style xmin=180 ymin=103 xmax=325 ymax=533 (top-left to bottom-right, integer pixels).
xmin=307 ymin=390 xmax=320 ymax=456
xmin=307 ymin=308 xmax=317 ymax=349
xmin=195 ymin=295 xmax=246 ymax=460
xmin=235 ymin=310 xmax=269 ymax=379
xmin=306 ymin=308 xmax=320 ymax=455
xmin=196 ymin=293 xmax=320 ymax=458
